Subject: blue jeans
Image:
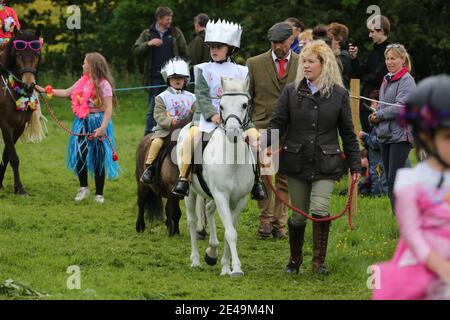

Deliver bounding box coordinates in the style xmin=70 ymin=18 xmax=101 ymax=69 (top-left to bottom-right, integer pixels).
xmin=144 ymin=77 xmax=166 ymax=135
xmin=380 ymin=142 xmax=412 ymax=214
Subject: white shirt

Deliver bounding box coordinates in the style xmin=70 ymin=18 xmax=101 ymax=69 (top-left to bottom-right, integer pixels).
xmin=271 ymin=50 xmax=291 ymax=74
xmin=307 ymin=79 xmax=319 ymax=95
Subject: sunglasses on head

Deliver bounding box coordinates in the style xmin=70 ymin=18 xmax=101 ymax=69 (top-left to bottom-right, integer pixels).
xmin=13 ymin=40 xmax=43 ymax=52
xmin=386 ymin=43 xmax=402 ymax=49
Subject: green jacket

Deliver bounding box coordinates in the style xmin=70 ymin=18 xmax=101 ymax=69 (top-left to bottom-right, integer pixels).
xmin=133 ymin=25 xmax=188 ymax=87
xmin=193 ymin=67 xmax=254 ymax=130
xmin=187 ymin=31 xmax=210 ymax=66
xmin=247 ymin=50 xmax=299 ymax=129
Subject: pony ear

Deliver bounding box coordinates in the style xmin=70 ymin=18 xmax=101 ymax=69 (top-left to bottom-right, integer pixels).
xmin=220 ymin=77 xmax=227 ymax=93
xmin=221 ymin=77 xmax=233 ymax=93
xmin=245 ymin=77 xmax=250 ymax=93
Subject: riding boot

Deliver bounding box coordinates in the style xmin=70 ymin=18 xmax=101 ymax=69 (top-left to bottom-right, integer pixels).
xmin=140 ymin=164 xmax=156 ymax=184
xmin=172 ymin=163 xmax=191 ymax=197
xmin=284 ymin=219 xmax=306 ymax=274
xmin=312 ymin=214 xmax=331 ymax=275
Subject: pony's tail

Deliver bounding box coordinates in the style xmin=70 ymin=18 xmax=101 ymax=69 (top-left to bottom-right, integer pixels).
xmin=20 ymin=102 xmax=48 ymax=143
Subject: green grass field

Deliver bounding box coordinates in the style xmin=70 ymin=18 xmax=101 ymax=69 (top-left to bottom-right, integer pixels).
xmin=0 ymin=75 xmax=399 ymax=300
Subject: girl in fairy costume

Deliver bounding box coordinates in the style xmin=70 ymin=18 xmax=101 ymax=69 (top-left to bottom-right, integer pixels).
xmin=36 ymin=52 xmax=120 ymax=204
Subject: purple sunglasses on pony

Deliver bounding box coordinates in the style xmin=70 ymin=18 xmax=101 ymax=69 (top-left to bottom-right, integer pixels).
xmin=12 ymin=39 xmax=44 ymax=52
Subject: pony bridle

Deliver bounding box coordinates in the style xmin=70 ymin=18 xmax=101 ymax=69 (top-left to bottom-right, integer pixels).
xmin=19 ymin=67 xmax=38 ymax=78
xmin=219 ymin=92 xmax=251 ymax=131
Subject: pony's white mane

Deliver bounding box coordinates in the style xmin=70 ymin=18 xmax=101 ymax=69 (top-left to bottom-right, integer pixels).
xmin=221 ymin=77 xmax=247 ymax=94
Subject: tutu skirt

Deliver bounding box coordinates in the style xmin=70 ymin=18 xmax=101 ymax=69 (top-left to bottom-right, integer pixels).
xmin=67 ymin=113 xmax=120 ymax=179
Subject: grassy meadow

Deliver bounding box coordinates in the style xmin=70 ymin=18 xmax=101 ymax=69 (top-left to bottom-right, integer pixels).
xmin=0 ymin=75 xmax=399 ymax=300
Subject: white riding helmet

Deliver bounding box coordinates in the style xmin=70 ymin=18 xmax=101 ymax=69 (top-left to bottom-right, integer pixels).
xmin=160 ymin=58 xmax=190 ymax=82
xmin=205 ymin=19 xmax=242 ymax=48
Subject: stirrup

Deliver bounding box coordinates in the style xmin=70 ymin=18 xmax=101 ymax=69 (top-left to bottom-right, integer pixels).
xmin=172 ymin=179 xmax=190 ymax=197
xmin=140 ymin=165 xmax=156 ymax=184
xmin=251 ymin=180 xmax=267 ymax=200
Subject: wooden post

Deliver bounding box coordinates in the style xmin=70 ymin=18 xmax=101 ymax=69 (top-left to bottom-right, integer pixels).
xmin=348 ymin=79 xmax=361 ymax=217
xmin=350 ymin=79 xmax=361 ymax=134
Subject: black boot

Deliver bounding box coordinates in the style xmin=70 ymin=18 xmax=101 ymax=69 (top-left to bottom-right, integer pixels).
xmin=312 ymin=214 xmax=331 ymax=275
xmin=172 ymin=179 xmax=190 ymax=197
xmin=251 ymin=178 xmax=267 ymax=200
xmin=284 ymin=219 xmax=306 ymax=274
xmin=140 ymin=165 xmax=156 ymax=184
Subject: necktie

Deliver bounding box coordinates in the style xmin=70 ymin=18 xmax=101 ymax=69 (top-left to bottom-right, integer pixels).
xmin=278 ymin=59 xmax=287 ymax=78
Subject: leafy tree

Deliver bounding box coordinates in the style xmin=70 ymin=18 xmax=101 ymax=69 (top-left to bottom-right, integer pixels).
xmin=13 ymin=0 xmax=450 ymax=80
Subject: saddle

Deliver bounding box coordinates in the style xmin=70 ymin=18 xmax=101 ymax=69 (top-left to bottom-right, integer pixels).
xmin=153 ymin=136 xmax=176 ymax=183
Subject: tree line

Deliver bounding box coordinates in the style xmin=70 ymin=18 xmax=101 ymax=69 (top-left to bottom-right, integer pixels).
xmin=14 ymin=0 xmax=450 ymax=81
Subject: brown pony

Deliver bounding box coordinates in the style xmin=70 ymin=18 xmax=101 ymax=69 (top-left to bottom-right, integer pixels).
xmin=0 ymin=29 xmax=42 ymax=195
xmin=135 ymin=117 xmax=192 ymax=236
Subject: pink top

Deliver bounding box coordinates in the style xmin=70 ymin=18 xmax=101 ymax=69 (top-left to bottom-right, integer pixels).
xmin=394 ymin=162 xmax=450 ymax=265
xmin=85 ymin=79 xmax=112 ymax=108
xmin=99 ymin=79 xmax=113 ymax=98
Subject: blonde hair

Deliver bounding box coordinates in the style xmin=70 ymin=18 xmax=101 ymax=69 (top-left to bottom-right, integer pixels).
xmin=85 ymin=52 xmax=118 ymax=110
xmin=385 ymin=44 xmax=412 ymax=72
xmin=298 ymin=29 xmax=313 ymax=43
xmin=296 ymin=40 xmax=344 ymax=97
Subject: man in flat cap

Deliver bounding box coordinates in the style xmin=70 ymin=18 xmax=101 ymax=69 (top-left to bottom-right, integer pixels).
xmin=246 ymin=22 xmax=299 ymax=239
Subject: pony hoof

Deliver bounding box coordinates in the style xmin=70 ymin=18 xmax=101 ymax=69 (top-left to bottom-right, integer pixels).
xmin=15 ymin=189 xmax=29 ymax=196
xmin=191 ymin=261 xmax=200 ymax=268
xmin=220 ymin=268 xmax=231 ymax=276
xmin=204 ymin=253 xmax=218 ymax=266
xmin=230 ymin=271 xmax=244 ymax=277
xmin=135 ymin=222 xmax=145 ymax=233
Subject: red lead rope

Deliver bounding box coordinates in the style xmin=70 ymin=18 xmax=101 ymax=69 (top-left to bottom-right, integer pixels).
xmin=263 ymin=173 xmax=357 ymax=230
xmin=39 ymin=93 xmax=119 ymax=161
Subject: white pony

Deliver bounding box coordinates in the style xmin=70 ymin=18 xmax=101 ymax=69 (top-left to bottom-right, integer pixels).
xmin=177 ymin=77 xmax=255 ymax=276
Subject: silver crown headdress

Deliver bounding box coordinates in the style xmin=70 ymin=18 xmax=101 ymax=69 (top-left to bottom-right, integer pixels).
xmin=205 ymin=19 xmax=242 ymax=48
xmin=160 ymin=58 xmax=190 ymax=82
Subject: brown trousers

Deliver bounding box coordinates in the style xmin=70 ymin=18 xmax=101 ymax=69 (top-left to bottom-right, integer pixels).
xmin=258 ymin=173 xmax=289 ymax=232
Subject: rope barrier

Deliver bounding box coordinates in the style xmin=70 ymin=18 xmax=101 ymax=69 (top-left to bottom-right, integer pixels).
xmin=114 ymin=82 xmax=195 ymax=92
xmin=349 ymin=94 xmax=403 ymax=107
xmin=112 ymin=82 xmax=403 ymax=109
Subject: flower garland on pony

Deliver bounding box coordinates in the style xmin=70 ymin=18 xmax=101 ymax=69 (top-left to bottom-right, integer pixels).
xmin=8 ymin=75 xmax=38 ymax=111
